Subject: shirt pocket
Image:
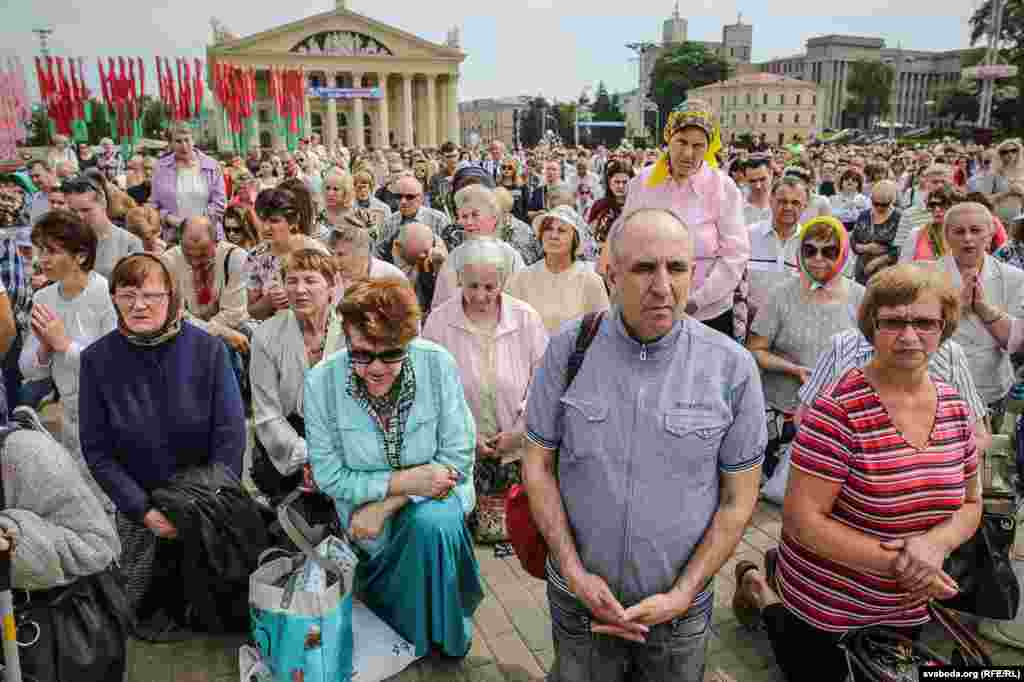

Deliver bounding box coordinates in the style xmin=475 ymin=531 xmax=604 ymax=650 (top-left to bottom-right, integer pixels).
xmin=335 ymin=424 xmax=387 ymax=471
xmin=402 ymin=411 xmax=440 ymax=467
xmin=559 ymin=395 xmax=608 ymax=462
xmin=662 ymin=409 xmax=729 ymax=480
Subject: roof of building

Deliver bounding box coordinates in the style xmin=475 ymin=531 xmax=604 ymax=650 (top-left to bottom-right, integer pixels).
xmin=693 ymin=73 xmax=816 ymax=89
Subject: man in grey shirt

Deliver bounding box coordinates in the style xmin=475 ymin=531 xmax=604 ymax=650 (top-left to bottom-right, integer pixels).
xmin=64 ymin=177 xmax=143 ymax=280
xmin=524 ymin=208 xmax=767 ymax=681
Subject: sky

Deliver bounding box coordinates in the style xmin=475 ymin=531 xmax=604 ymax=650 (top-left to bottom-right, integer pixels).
xmin=4 ymin=0 xmax=977 ymax=104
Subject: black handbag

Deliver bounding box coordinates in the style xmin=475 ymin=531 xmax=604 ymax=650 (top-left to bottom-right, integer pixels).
xmin=251 ymin=413 xmax=307 ymax=501
xmin=941 ymin=507 xmax=1020 ymax=620
xmin=0 ymin=427 xmax=130 ymax=682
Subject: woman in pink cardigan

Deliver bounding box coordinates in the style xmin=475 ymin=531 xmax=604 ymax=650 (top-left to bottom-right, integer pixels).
xmin=149 ymin=122 xmax=227 ymax=245
xmin=421 ymin=239 xmax=549 ymax=544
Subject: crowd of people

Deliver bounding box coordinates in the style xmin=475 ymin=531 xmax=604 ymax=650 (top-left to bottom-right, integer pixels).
xmin=0 ymin=104 xmax=1021 ymax=681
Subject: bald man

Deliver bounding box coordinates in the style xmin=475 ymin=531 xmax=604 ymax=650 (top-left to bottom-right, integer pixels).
xmin=161 ymin=216 xmax=250 ymax=352
xmin=391 ymin=221 xmax=445 ymax=315
xmin=524 ymin=208 xmax=765 ymax=681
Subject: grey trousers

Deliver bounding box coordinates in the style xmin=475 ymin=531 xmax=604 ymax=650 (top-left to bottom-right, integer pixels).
xmin=546 ymin=581 xmax=711 ymax=682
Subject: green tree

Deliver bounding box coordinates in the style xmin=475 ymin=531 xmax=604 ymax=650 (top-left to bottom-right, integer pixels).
xmin=936 ymin=81 xmax=980 ymax=124
xmin=648 ymin=42 xmax=733 ymax=128
xmin=519 ymin=96 xmax=550 ymax=148
xmin=970 ymin=0 xmax=1024 ymax=131
xmin=844 ymin=60 xmax=896 ymax=129
xmin=26 ymin=106 xmax=51 ymax=147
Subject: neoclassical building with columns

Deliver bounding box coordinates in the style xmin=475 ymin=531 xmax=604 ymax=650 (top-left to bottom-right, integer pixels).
xmin=206 ymin=1 xmax=465 ymax=151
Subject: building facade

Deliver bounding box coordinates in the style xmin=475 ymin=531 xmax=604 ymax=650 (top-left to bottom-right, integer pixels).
xmin=627 ymin=3 xmax=754 ymax=139
xmin=206 ymin=0 xmax=465 ymax=151
xmin=760 ymin=35 xmax=967 ymax=130
xmin=459 ymin=98 xmax=524 ymax=148
xmin=691 ymin=74 xmax=822 ymax=146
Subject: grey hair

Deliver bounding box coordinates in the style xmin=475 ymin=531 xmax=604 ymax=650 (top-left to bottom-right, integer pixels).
xmin=944 ymin=202 xmax=993 ymax=234
xmin=455 ymin=238 xmax=511 ymax=286
xmin=454 ymin=184 xmax=499 ymax=217
xmin=545 ymin=182 xmax=574 ymax=210
xmin=609 ymin=208 xmax=691 ymax=264
xmin=328 ymin=224 xmax=371 ymax=254
xmin=770 ymin=175 xmax=809 ymax=200
xmin=183 ymin=215 xmax=218 ymax=242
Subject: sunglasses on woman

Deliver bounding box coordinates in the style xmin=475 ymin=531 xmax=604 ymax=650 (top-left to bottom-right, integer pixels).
xmin=349 ymin=348 xmax=407 ymax=365
xmin=801 ymin=243 xmax=840 ymax=260
xmin=875 ymin=317 xmax=943 ymax=335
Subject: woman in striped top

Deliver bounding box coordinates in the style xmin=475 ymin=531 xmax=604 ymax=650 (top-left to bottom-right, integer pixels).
xmin=732 ymin=264 xmax=982 ymax=682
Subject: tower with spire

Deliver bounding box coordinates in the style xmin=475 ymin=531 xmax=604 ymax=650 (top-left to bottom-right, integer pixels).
xmin=662 ymin=1 xmax=687 ymax=45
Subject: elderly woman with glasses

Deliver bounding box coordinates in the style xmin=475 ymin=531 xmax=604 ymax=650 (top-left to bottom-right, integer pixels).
xmin=422 ymin=240 xmax=549 ymax=543
xmin=850 ymin=179 xmax=902 ymax=284
xmin=247 ymin=187 xmax=329 ymax=321
xmin=305 ymin=278 xmax=484 ymax=658
xmin=746 ymin=218 xmax=864 ymax=457
xmin=150 ymin=123 xmax=228 ymax=245
xmin=733 ymin=264 xmax=980 ymax=682
xmin=79 ymin=254 xmax=246 ymax=619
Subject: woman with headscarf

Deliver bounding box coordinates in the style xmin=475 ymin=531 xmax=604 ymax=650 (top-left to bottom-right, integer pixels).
xmin=746 ymin=217 xmax=865 ymax=458
xmin=507 ymin=205 xmax=608 ymax=334
xmin=615 ymin=100 xmax=748 ymax=338
xmin=586 ymin=160 xmax=633 ymax=247
xmin=150 ymin=122 xmax=228 ymax=245
xmin=305 ymin=278 xmax=483 ymax=658
xmin=78 ymin=253 xmax=246 ymax=622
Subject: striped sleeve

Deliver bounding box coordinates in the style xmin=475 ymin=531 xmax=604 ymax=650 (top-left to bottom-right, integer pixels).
xmin=790 ymin=389 xmax=853 ymax=484
xmin=944 ymin=343 xmax=988 ymax=423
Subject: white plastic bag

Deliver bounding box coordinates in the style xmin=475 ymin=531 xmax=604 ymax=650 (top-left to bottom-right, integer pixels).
xmin=761 ymin=443 xmax=791 ymax=505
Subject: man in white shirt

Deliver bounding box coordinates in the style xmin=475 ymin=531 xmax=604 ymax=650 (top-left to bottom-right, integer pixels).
xmin=746 ymin=176 xmax=808 ymax=315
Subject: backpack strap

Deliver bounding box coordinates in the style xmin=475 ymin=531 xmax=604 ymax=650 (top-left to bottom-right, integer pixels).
xmin=221 ymin=246 xmax=238 ymax=284
xmin=565 ymin=311 xmax=605 ymax=391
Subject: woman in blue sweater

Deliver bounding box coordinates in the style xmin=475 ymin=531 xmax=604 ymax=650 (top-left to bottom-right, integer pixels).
xmin=78 ymin=253 xmax=246 ymax=616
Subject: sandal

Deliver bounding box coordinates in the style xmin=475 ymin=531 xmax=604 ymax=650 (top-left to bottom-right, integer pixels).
xmin=732 ymin=560 xmax=762 ymax=631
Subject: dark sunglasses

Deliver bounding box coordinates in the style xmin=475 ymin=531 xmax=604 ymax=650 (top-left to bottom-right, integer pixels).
xmin=349 ymin=348 xmax=407 ymax=366
xmin=1000 ymin=148 xmax=1020 ymax=156
xmin=872 ymin=200 xmax=893 ymax=209
xmin=875 ymin=317 xmax=943 ymax=334
xmin=398 ymin=193 xmax=420 ymax=201
xmin=801 ymin=243 xmax=840 ymax=260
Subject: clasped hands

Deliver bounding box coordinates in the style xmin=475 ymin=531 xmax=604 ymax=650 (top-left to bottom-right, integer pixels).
xmin=568 ymin=570 xmax=697 ymax=644
xmin=881 ymin=534 xmax=958 ymax=606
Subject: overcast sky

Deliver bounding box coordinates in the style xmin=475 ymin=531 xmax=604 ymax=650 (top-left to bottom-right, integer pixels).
xmin=5 ymin=0 xmax=976 ymax=104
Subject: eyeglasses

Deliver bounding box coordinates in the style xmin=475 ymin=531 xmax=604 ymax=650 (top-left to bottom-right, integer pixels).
xmin=399 ymin=193 xmax=420 ymax=201
xmin=114 ymin=291 xmax=169 ymax=308
xmin=875 ymin=317 xmax=943 ymax=335
xmin=800 ymin=244 xmax=840 ymax=260
xmin=872 ymin=200 xmax=893 ymax=209
xmin=927 ymin=202 xmax=950 ymax=211
xmin=349 ymin=347 xmax=408 ymax=365
xmin=1000 ymin=148 xmax=1020 ymax=156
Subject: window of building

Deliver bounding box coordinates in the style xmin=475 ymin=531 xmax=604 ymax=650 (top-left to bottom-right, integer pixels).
xmin=812 ymin=95 xmax=817 ymax=105
xmin=795 ymin=113 xmax=800 ymax=124
xmin=763 ymin=93 xmax=768 ymax=105
xmin=778 ymin=113 xmax=784 ymax=123
xmin=732 ymin=113 xmax=737 ymax=125
xmin=721 ymin=96 xmax=726 ymax=108
xmin=811 ymin=113 xmax=816 ymax=124
xmin=745 ymin=93 xmax=751 ymax=105
xmin=761 ymin=113 xmax=767 ymax=124
xmin=732 ymin=94 xmax=738 ymax=105
xmin=795 ymin=94 xmax=801 ymax=105
xmin=745 ymin=113 xmax=750 ymax=123
xmin=779 ymin=94 xmax=785 ymax=105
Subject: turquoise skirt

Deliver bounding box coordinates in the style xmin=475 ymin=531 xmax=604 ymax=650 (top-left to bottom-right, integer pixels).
xmin=357 ymin=496 xmax=484 ymax=657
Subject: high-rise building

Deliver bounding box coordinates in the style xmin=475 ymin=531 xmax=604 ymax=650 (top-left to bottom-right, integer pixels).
xmin=759 ymin=35 xmax=969 ymax=130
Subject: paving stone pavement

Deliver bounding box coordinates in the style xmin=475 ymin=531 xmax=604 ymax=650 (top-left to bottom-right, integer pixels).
xmin=126 ymin=499 xmax=1024 ymax=681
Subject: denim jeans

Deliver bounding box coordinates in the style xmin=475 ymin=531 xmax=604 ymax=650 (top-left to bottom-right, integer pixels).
xmin=546 ymin=581 xmax=711 ymax=682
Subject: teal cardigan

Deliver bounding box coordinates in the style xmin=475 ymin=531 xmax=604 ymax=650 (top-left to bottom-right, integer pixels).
xmin=304 ymin=338 xmax=477 ymax=554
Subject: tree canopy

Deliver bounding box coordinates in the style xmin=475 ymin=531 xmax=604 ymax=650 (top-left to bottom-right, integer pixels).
xmin=648 ymin=42 xmax=733 ymax=129
xmin=844 ymin=60 xmax=896 ymax=129
xmin=970 ymin=0 xmax=1024 ymax=130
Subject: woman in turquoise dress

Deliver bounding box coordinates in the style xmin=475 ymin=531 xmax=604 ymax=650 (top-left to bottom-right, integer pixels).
xmin=304 ymin=277 xmax=483 ymax=658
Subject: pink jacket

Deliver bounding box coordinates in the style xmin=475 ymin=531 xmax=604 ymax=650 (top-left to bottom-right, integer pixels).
xmin=617 ymin=162 xmax=748 ymax=321
xmin=421 ymin=293 xmax=549 ymax=436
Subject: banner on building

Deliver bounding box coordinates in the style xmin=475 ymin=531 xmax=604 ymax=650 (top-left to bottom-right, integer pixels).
xmin=308 ymin=87 xmax=382 ymax=100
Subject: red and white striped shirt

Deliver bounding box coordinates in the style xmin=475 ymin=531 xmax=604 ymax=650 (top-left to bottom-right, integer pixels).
xmin=778 ymin=368 xmax=978 ymax=632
